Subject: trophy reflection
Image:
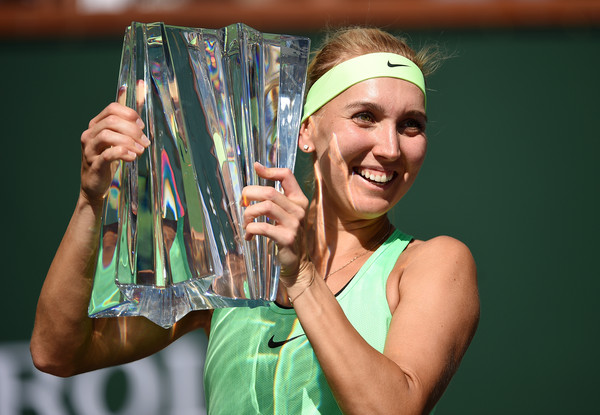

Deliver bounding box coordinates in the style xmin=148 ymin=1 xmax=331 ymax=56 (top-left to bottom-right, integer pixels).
xmin=88 ymin=22 xmax=310 ymax=328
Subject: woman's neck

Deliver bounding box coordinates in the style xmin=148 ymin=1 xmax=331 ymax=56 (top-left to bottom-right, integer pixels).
xmin=306 ymin=194 xmax=393 ymax=279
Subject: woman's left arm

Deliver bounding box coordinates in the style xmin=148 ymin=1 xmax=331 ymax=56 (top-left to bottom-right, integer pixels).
xmin=291 ymin=236 xmax=478 ymax=415
xmin=243 ymin=164 xmax=479 ymax=415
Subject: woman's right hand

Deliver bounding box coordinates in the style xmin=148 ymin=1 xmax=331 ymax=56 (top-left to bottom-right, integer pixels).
xmin=79 ymin=102 xmax=149 ymax=205
xmin=32 ymin=97 xmax=213 ymax=378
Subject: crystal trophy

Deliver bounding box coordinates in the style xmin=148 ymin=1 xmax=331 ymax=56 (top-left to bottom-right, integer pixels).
xmin=88 ymin=22 xmax=310 ymax=328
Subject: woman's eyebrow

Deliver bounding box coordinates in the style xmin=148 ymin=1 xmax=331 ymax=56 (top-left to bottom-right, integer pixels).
xmin=404 ymin=110 xmax=428 ymax=123
xmin=344 ymin=101 xmax=428 ymax=123
xmin=344 ymin=101 xmax=386 ymax=114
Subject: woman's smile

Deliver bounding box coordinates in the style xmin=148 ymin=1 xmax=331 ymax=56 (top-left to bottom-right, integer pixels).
xmin=353 ymin=167 xmax=397 ymax=185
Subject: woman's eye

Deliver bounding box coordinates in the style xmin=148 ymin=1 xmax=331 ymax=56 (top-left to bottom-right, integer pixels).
xmin=353 ymin=112 xmax=375 ymax=124
xmin=399 ymin=118 xmax=426 ymax=134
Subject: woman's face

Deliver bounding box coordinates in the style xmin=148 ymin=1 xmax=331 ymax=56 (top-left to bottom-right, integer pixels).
xmin=302 ymin=77 xmax=427 ymax=220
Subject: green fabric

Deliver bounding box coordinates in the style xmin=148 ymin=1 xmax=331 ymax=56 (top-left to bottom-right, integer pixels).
xmin=204 ymin=229 xmax=412 ymax=414
xmin=302 ymin=52 xmax=426 ymax=122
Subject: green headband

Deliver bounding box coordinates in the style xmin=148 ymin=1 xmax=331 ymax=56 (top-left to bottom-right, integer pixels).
xmin=302 ymin=52 xmax=426 ymax=122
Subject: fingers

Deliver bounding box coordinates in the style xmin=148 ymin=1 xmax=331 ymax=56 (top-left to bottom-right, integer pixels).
xmin=116 ymin=80 xmax=146 ymax=110
xmin=251 ymin=162 xmax=309 ymax=210
xmin=88 ymin=102 xmax=139 ymax=130
xmin=80 ymin=102 xmax=150 ymax=202
xmin=242 ymin=192 xmax=306 ymax=274
xmin=83 ymin=127 xmax=147 ymax=162
xmin=244 ymin=215 xmax=301 ymax=246
xmin=241 ymin=163 xmax=308 ymax=247
xmin=242 ymin=192 xmax=304 ymax=244
xmin=243 ymin=198 xmax=302 ymax=242
xmin=88 ymin=103 xmax=147 ymax=148
xmin=243 ymin=184 xmax=305 ymax=218
xmin=242 ymin=164 xmax=308 ymax=228
xmin=82 ymin=103 xmax=149 ymax=161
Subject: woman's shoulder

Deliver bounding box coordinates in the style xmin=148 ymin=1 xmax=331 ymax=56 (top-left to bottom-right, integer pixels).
xmin=405 ymin=235 xmax=474 ymax=265
xmin=395 ymin=235 xmax=477 ymax=297
xmin=386 ymin=235 xmax=477 ymax=314
xmin=386 ymin=235 xmax=479 ymax=339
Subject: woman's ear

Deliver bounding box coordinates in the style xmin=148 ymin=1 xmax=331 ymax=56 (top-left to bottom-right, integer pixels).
xmin=298 ymin=117 xmax=315 ymax=153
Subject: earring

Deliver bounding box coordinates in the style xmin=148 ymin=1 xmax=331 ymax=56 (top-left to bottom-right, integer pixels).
xmin=303 ymin=144 xmax=309 ymax=151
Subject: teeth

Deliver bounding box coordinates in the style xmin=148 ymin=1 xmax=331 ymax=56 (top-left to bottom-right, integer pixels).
xmin=358 ymin=168 xmax=393 ymax=183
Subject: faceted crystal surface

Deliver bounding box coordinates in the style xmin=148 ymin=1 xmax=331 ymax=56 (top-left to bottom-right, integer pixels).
xmin=88 ymin=22 xmax=310 ymax=328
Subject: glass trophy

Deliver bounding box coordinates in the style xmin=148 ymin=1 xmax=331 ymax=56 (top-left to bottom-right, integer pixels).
xmin=88 ymin=22 xmax=310 ymax=328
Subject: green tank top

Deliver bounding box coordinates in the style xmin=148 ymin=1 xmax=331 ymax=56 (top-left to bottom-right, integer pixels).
xmin=204 ymin=229 xmax=412 ymax=415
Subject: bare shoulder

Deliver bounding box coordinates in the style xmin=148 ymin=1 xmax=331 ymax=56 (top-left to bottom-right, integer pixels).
xmin=399 ymin=235 xmax=476 ymax=286
xmin=406 ymin=235 xmax=474 ymax=262
xmin=391 ymin=235 xmax=479 ymax=320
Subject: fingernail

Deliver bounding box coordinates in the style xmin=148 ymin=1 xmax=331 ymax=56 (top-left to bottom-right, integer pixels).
xmin=135 ymin=142 xmax=144 ymax=152
xmin=136 ymin=118 xmax=145 ymax=129
xmin=141 ymin=134 xmax=150 ymax=146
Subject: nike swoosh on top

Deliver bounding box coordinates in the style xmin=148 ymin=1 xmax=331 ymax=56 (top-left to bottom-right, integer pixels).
xmin=387 ymin=61 xmax=409 ymax=68
xmin=268 ymin=334 xmax=305 ymax=349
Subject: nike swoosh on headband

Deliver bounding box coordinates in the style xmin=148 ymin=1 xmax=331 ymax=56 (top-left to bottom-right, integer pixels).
xmin=302 ymin=52 xmax=426 ymax=122
xmin=267 ymin=334 xmax=305 ymax=348
xmin=387 ymin=61 xmax=409 ymax=68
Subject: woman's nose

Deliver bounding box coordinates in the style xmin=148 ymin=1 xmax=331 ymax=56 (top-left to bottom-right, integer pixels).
xmin=372 ymin=124 xmax=401 ymax=160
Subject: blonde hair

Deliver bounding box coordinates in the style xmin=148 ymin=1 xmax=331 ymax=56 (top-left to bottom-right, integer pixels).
xmin=306 ymin=27 xmax=441 ymax=92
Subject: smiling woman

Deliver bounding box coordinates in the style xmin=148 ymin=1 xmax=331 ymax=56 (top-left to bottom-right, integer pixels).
xmin=30 ymin=26 xmax=479 ymax=415
xmin=204 ymin=28 xmax=480 ymax=414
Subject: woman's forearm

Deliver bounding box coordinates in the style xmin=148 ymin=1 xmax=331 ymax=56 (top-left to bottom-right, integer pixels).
xmin=31 ymin=194 xmax=105 ymax=376
xmin=290 ymin=272 xmax=423 ymax=415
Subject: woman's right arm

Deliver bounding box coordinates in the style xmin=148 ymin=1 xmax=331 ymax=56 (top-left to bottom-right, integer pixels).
xmin=30 ymin=103 xmax=210 ymax=377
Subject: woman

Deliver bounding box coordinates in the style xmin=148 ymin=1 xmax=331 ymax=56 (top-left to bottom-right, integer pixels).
xmin=31 ymin=27 xmax=479 ymax=414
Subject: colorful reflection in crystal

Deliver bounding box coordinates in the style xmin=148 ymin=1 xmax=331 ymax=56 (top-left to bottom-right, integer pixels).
xmin=89 ymin=22 xmax=310 ymax=328
xmin=107 ymin=163 xmax=122 ymax=211
xmin=160 ymin=148 xmax=184 ymax=220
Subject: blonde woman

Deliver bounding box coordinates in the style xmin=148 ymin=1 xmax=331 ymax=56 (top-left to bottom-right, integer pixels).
xmin=31 ymin=27 xmax=479 ymax=415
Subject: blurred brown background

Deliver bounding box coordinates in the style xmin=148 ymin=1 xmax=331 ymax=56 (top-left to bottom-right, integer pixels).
xmin=2 ymin=0 xmax=599 ymax=36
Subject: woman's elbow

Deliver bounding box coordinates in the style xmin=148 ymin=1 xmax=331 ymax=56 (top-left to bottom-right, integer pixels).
xmin=30 ymin=339 xmax=80 ymax=378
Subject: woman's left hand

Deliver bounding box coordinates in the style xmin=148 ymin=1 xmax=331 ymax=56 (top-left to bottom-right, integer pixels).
xmin=242 ymin=162 xmax=311 ymax=288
